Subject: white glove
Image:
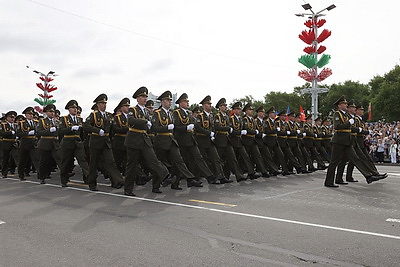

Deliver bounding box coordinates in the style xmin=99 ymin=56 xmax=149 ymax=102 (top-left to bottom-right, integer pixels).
xmin=286 ymin=131 xmax=291 ymax=135
xmin=255 ymin=129 xmax=259 ymax=135
xmin=314 ymin=134 xmax=317 ymax=138
xmin=296 ymin=130 xmax=300 ymax=134
xmin=211 ymin=137 xmax=215 ymax=141
xmin=167 ymin=124 xmax=174 ymax=130
xmin=71 ymin=125 xmax=80 ymax=131
xmin=99 ymin=129 xmax=105 ymax=136
xmin=11 ymin=130 xmax=15 ymax=135
xmin=229 ymin=127 xmax=233 ymax=133
xmin=359 ymin=127 xmax=362 ymax=133
xmin=303 ymin=133 xmax=306 ymax=137
xmin=276 ymin=127 xmax=280 ymax=131
xmin=147 ymin=121 xmax=152 ymax=129
xmin=187 ymin=124 xmax=194 ymax=131
xmin=50 ymin=127 xmax=57 ymax=133
xmin=349 ymin=118 xmax=354 ymax=125
xmin=210 ymin=132 xmax=215 ymax=137
xmin=241 ymin=130 xmax=247 ymax=135
xmin=28 ymin=130 xmax=35 ymax=136
xmin=262 ymin=133 xmax=266 ymax=138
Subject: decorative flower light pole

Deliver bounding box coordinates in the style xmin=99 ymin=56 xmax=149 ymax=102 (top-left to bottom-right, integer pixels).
xmin=295 ymin=3 xmax=336 ymax=119
xmin=31 ymin=69 xmax=58 ymax=114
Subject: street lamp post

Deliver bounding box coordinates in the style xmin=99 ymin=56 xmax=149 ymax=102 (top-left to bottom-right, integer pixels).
xmin=296 ymin=3 xmax=336 ymax=120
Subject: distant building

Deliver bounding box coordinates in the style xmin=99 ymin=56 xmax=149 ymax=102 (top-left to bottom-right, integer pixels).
xmin=148 ymin=92 xmax=177 ymax=109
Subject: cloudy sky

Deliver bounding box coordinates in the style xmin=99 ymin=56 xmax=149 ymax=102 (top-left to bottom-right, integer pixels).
xmin=1 ymin=0 xmax=400 ymax=117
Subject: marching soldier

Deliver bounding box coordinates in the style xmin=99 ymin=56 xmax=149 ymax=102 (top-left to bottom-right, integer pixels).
xmin=17 ymin=107 xmax=39 ymax=181
xmin=1 ymin=111 xmax=19 ymax=178
xmin=241 ymin=103 xmax=270 ymax=177
xmin=145 ymin=100 xmax=156 ymax=142
xmin=229 ymin=102 xmax=261 ymax=180
xmin=263 ymin=107 xmax=290 ymax=175
xmin=295 ymin=113 xmax=315 ymax=171
xmin=254 ymin=106 xmax=280 ymax=176
xmin=195 ymin=95 xmax=231 ymax=184
xmin=287 ymin=111 xmax=310 ymax=173
xmin=58 ymin=100 xmax=89 ymax=187
xmin=112 ymin=98 xmax=130 ymax=175
xmin=214 ymin=98 xmax=246 ymax=182
xmin=124 ymin=87 xmax=172 ymax=195
xmin=313 ymin=117 xmax=331 ymax=163
xmin=173 ymin=93 xmax=214 ymax=185
xmin=83 ymin=94 xmax=124 ymax=191
xmin=36 ymin=104 xmax=61 ymax=184
xmin=303 ymin=115 xmax=326 ymax=170
xmin=334 ymin=99 xmax=387 ymax=184
xmin=324 ymin=96 xmax=385 ymax=187
xmin=321 ymin=118 xmax=332 ymax=154
xmin=151 ymin=90 xmax=197 ymax=190
xmin=275 ymin=111 xmax=304 ymax=174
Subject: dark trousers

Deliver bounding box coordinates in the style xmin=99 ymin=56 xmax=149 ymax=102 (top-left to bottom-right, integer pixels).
xmin=38 ymin=148 xmax=61 ymax=180
xmin=155 ymin=144 xmax=195 ymax=185
xmin=257 ymin=142 xmax=279 ymax=173
xmin=325 ymin=143 xmax=374 ymax=185
xmin=60 ymin=144 xmax=89 ymax=184
xmin=198 ymin=145 xmax=225 ymax=179
xmin=88 ymin=148 xmax=123 ymax=188
xmin=216 ymin=145 xmax=243 ymax=180
xmin=266 ymin=144 xmax=288 ymax=172
xmin=125 ymin=146 xmax=169 ymax=192
xmin=288 ymin=141 xmax=306 ymax=170
xmin=2 ymin=147 xmax=18 ymax=176
xmin=232 ymin=146 xmax=256 ymax=175
xmin=244 ymin=143 xmax=267 ymax=174
xmin=18 ymin=147 xmax=38 ymax=179
xmin=179 ymin=145 xmax=213 ymax=179
xmin=112 ymin=148 xmax=127 ymax=175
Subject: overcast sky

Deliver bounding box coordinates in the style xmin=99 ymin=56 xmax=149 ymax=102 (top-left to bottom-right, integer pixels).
xmin=1 ymin=0 xmax=400 ymax=117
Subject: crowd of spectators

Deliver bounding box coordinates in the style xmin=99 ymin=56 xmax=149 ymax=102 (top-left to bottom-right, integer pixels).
xmin=365 ymin=121 xmax=400 ymax=164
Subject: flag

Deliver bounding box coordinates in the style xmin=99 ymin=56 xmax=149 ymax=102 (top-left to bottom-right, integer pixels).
xmin=286 ymin=106 xmax=290 ymax=121
xmin=368 ymin=102 xmax=372 ymax=121
xmin=299 ymin=105 xmax=306 ymax=121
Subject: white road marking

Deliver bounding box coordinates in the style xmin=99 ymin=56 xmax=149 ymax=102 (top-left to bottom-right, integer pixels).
xmin=0 ymin=220 xmax=5 ymax=225
xmin=386 ymin=218 xmax=400 ymax=223
xmin=388 ymin=173 xmax=400 ymax=176
xmin=3 ymin=177 xmax=400 ymax=240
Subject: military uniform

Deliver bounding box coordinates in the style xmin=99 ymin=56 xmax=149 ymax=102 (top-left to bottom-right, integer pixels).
xmin=275 ymin=112 xmax=303 ymax=173
xmin=124 ymin=87 xmax=170 ymax=195
xmin=112 ymin=98 xmax=130 ymax=175
xmin=229 ymin=102 xmax=260 ymax=179
xmin=173 ymin=94 xmax=214 ymax=185
xmin=83 ymin=94 xmax=124 ymax=191
xmin=195 ymin=95 xmax=228 ymax=183
xmin=254 ymin=106 xmax=279 ymax=175
xmin=295 ymin=114 xmax=315 ymax=171
xmin=286 ymin=112 xmax=308 ymax=173
xmin=241 ymin=103 xmax=269 ymax=177
xmin=214 ymin=99 xmax=246 ymax=182
xmin=0 ymin=111 xmax=19 ymax=178
xmin=324 ymin=96 xmax=382 ymax=187
xmin=151 ymin=91 xmax=196 ymax=189
xmin=303 ymin=116 xmax=325 ymax=169
xmin=321 ymin=118 xmax=332 ymax=154
xmin=17 ymin=107 xmax=39 ymax=180
xmin=313 ymin=118 xmax=331 ymax=163
xmin=36 ymin=104 xmax=61 ymax=183
xmin=263 ymin=107 xmax=289 ymax=174
xmin=59 ymin=100 xmax=89 ymax=186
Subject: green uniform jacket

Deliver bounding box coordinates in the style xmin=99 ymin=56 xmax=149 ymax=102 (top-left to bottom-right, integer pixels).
xmin=17 ymin=119 xmax=38 ymax=150
xmin=37 ymin=117 xmax=60 ymax=151
xmin=242 ymin=115 xmax=258 ymax=147
xmin=0 ymin=122 xmax=18 ymax=150
xmin=213 ymin=112 xmax=231 ymax=147
xmin=151 ymin=108 xmax=178 ymax=149
xmin=355 ymin=115 xmax=369 ymax=148
xmin=195 ymin=112 xmax=214 ymax=148
xmin=83 ymin=111 xmax=113 ymax=149
xmin=124 ymin=105 xmax=152 ymax=149
xmin=228 ymin=115 xmax=244 ymax=148
xmin=263 ymin=118 xmax=279 ymax=147
xmin=275 ymin=119 xmax=288 ymax=147
xmin=302 ymin=122 xmax=315 ymax=148
xmin=173 ymin=108 xmax=197 ymax=147
xmin=112 ymin=113 xmax=129 ymax=150
xmin=331 ymin=110 xmax=352 ymax=146
xmin=59 ymin=115 xmax=84 ymax=147
xmin=286 ymin=120 xmax=299 ymax=145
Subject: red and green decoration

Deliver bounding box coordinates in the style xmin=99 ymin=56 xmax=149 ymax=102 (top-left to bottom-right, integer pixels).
xmin=33 ymin=71 xmax=58 ymax=113
xmin=298 ymin=18 xmax=332 ymax=82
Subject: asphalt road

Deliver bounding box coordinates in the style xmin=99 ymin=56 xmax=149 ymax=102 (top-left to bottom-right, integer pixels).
xmin=0 ymin=165 xmax=399 ymax=267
